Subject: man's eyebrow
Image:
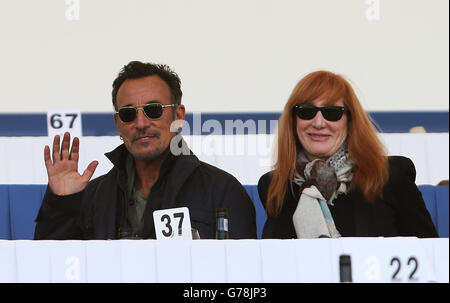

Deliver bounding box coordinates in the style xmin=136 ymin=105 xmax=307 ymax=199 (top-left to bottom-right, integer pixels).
xmin=122 ymin=100 xmax=161 ymax=107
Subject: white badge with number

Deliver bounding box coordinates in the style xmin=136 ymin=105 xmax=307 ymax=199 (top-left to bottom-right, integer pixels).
xmin=153 ymin=207 xmax=192 ymax=240
xmin=47 ymin=110 xmax=82 ymax=139
xmin=340 ymin=237 xmax=436 ymax=283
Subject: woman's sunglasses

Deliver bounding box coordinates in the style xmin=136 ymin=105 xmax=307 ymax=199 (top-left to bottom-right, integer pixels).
xmin=294 ymin=104 xmax=347 ymax=122
xmin=115 ymin=103 xmax=176 ymax=123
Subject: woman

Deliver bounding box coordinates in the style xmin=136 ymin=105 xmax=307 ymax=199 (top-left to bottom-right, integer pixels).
xmin=258 ymin=70 xmax=438 ymax=238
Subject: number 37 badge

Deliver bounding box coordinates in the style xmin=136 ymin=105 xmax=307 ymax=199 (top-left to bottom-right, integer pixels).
xmin=153 ymin=207 xmax=192 ymax=240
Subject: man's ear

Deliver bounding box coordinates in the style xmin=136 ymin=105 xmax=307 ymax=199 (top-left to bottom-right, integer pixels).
xmin=176 ymin=104 xmax=186 ymax=121
xmin=171 ymin=104 xmax=185 ymax=132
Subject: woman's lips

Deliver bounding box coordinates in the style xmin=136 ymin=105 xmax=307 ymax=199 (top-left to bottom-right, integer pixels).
xmin=307 ymin=133 xmax=330 ymax=141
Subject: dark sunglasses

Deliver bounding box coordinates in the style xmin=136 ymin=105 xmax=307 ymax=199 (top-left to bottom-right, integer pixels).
xmin=294 ymin=104 xmax=347 ymax=122
xmin=115 ymin=103 xmax=176 ymax=123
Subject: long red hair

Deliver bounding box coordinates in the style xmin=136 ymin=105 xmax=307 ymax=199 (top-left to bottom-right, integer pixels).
xmin=266 ymin=71 xmax=389 ymax=216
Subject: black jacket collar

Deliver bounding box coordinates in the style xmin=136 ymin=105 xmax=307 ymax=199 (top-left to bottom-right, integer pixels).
xmin=104 ymin=139 xmax=202 ymax=198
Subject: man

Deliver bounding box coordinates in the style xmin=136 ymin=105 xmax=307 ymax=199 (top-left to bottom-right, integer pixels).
xmin=34 ymin=61 xmax=256 ymax=240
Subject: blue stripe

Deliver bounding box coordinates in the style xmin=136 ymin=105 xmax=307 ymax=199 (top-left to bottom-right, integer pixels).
xmin=369 ymin=111 xmax=449 ymax=133
xmin=0 ymin=111 xmax=447 ymax=136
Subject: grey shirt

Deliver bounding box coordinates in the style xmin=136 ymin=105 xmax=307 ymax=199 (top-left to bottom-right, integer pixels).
xmin=125 ymin=154 xmax=148 ymax=238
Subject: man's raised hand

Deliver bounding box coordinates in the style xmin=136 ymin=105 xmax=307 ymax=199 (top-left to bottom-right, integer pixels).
xmin=44 ymin=132 xmax=98 ymax=196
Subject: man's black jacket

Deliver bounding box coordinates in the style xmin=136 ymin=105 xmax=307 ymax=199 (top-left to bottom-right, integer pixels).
xmin=34 ymin=144 xmax=257 ymax=240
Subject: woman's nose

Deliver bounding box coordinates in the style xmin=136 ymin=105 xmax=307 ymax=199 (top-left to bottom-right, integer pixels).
xmin=311 ymin=111 xmax=327 ymax=128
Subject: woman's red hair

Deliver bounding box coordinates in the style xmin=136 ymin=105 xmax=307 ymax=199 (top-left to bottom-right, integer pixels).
xmin=266 ymin=71 xmax=389 ymax=216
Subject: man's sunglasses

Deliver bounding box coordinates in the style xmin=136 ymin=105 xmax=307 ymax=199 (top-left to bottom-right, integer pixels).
xmin=294 ymin=104 xmax=347 ymax=122
xmin=115 ymin=103 xmax=176 ymax=123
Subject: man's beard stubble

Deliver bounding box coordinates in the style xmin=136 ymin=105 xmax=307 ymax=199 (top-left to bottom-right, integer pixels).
xmin=128 ymin=130 xmax=169 ymax=161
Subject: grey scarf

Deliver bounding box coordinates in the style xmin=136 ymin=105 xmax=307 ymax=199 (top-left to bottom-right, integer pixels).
xmin=292 ymin=144 xmax=353 ymax=238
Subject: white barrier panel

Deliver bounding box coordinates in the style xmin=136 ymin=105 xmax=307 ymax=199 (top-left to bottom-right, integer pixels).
xmin=225 ymin=240 xmax=262 ymax=282
xmin=15 ymin=240 xmax=52 ymax=282
xmin=0 ymin=238 xmax=448 ymax=283
xmin=156 ymin=240 xmax=192 ymax=283
xmin=86 ymin=240 xmax=122 ymax=282
xmin=50 ymin=240 xmax=87 ymax=283
xmin=421 ymin=238 xmax=450 ymax=283
xmin=260 ymin=240 xmax=298 ymax=282
xmin=0 ymin=133 xmax=448 ymax=185
xmin=191 ymin=240 xmax=227 ymax=283
xmin=119 ymin=240 xmax=157 ymax=283
xmin=0 ymin=240 xmax=16 ymax=282
xmin=295 ymin=239 xmax=340 ymax=282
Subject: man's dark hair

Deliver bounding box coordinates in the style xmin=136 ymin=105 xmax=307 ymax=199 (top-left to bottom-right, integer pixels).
xmin=112 ymin=61 xmax=182 ymax=110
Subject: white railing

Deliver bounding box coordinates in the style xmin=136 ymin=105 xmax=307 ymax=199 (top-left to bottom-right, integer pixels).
xmin=0 ymin=238 xmax=447 ymax=283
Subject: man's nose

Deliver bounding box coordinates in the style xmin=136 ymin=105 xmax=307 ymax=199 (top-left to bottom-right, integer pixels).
xmin=134 ymin=108 xmax=149 ymax=128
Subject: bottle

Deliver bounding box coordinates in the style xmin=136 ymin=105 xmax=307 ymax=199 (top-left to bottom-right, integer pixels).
xmin=215 ymin=208 xmax=229 ymax=239
xmin=339 ymin=254 xmax=353 ymax=282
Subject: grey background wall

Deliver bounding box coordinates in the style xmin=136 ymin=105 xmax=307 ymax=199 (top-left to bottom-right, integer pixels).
xmin=0 ymin=0 xmax=448 ymax=113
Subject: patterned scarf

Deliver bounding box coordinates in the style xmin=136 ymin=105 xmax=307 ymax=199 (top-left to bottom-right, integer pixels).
xmin=292 ymin=144 xmax=353 ymax=238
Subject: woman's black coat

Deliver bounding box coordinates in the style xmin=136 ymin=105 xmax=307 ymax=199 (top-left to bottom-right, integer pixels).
xmin=258 ymin=156 xmax=438 ymax=238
